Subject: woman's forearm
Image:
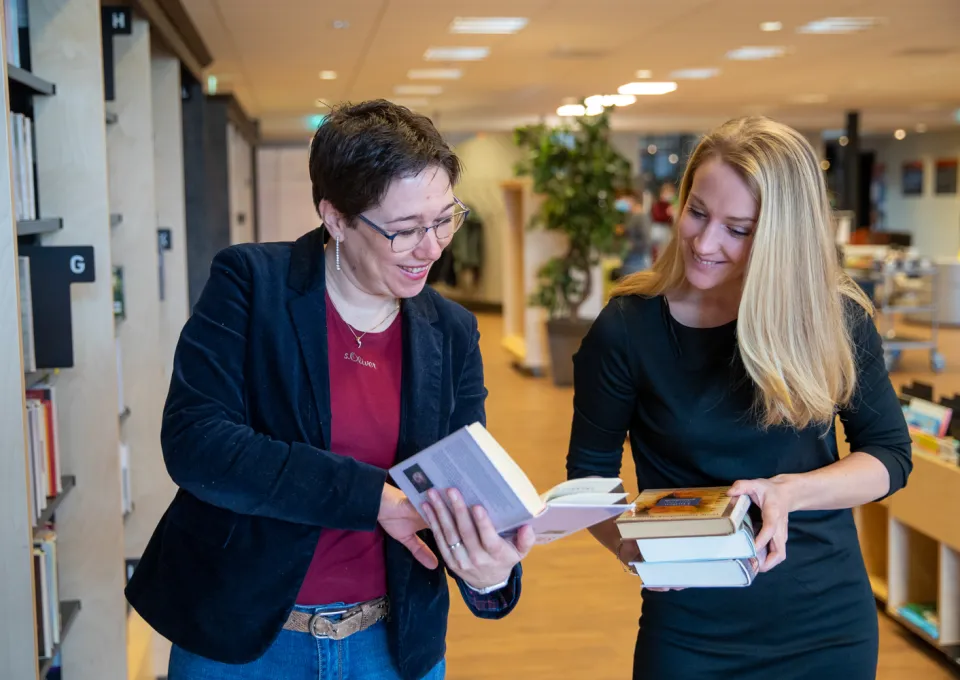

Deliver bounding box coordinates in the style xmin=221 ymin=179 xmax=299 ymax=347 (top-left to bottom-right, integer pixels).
xmin=776 ymin=452 xmax=891 ymax=513
xmin=587 ymin=516 xmax=624 ymax=556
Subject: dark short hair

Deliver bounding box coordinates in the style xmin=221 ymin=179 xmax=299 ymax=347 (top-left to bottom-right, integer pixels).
xmin=308 ymin=100 xmax=462 ymax=223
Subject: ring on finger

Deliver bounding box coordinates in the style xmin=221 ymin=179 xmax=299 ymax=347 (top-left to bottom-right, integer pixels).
xmin=448 ymin=540 xmax=463 ymax=551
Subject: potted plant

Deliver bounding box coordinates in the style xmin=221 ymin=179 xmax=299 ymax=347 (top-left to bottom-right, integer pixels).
xmin=513 ymin=105 xmax=632 ymax=386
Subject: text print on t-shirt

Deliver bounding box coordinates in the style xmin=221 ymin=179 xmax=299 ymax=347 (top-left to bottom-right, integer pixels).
xmin=344 ymin=351 xmax=377 ymax=369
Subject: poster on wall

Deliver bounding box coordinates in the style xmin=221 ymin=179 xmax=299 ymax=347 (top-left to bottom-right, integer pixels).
xmin=902 ymin=160 xmax=924 ymax=196
xmin=935 ymin=159 xmax=958 ymax=195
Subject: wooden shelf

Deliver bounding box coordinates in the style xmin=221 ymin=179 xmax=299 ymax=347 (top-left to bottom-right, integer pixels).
xmin=35 ymin=476 xmax=76 ymax=528
xmin=8 ymin=64 xmax=56 ymax=96
xmin=38 ymin=599 xmax=81 ymax=677
xmin=17 ymin=218 xmax=64 ymax=237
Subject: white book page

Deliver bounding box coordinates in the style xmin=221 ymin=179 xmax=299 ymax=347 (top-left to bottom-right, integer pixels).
xmin=389 ymin=424 xmax=540 ymax=533
xmin=541 ymin=477 xmax=624 ymax=503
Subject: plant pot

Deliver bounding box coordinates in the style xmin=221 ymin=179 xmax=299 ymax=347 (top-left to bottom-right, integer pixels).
xmin=545 ymin=316 xmax=594 ymax=387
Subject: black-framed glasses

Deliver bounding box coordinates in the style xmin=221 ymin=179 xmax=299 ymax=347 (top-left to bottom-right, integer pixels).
xmin=356 ymin=197 xmax=470 ymax=253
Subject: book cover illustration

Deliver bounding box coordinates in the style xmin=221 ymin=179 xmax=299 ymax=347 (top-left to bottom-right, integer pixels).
xmin=625 ymin=487 xmax=737 ymax=522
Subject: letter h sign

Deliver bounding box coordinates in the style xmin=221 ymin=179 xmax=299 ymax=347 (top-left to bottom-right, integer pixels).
xmin=101 ymin=6 xmax=133 ymax=101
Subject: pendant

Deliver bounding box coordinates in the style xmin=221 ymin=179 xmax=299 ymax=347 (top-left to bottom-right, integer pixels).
xmin=356 ymin=338 xmax=362 ymax=349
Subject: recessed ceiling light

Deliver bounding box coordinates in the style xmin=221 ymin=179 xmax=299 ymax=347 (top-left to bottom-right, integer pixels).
xmin=635 ymin=70 xmax=653 ymax=79
xmin=424 ymin=47 xmax=490 ymax=61
xmin=407 ymin=69 xmax=462 ymax=80
xmin=585 ymin=94 xmax=637 ymax=108
xmin=618 ymin=81 xmax=678 ymax=95
xmin=916 ymin=123 xmax=928 ymax=133
xmin=394 ymin=85 xmax=443 ymax=96
xmin=668 ymin=154 xmax=679 ymax=164
xmin=647 ymin=144 xmax=657 ymax=154
xmin=761 ymin=21 xmax=783 ymax=32
xmin=332 ymin=20 xmax=350 ymax=30
xmin=797 ymin=17 xmax=881 ymax=34
xmin=726 ymin=46 xmax=786 ymax=60
xmin=670 ymin=68 xmax=720 ymax=79
xmin=557 ymin=104 xmax=586 ymax=117
xmin=392 ymin=98 xmax=430 ymax=109
xmin=820 ymin=160 xmax=831 ymax=171
xmin=894 ymin=129 xmax=907 ymax=140
xmin=838 ymin=135 xmax=849 ymax=146
xmin=319 ymin=70 xmax=337 ymax=80
xmin=449 ymin=17 xmax=528 ymax=34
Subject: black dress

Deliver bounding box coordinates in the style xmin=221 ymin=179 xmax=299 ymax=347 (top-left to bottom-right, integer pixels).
xmin=566 ymin=294 xmax=912 ymax=680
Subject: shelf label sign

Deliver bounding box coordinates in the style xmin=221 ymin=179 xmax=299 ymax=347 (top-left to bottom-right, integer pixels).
xmin=104 ymin=7 xmax=132 ymax=35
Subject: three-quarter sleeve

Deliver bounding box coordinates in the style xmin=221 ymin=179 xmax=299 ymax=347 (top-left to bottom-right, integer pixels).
xmin=837 ymin=302 xmax=913 ymax=498
xmin=566 ymin=298 xmax=639 ymax=481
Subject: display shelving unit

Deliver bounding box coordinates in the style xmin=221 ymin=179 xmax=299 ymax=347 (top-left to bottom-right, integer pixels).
xmin=851 ymin=385 xmax=960 ymax=669
xmin=0 ymin=0 xmax=214 ymax=678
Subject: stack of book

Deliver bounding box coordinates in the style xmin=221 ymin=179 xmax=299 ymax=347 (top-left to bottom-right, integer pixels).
xmin=616 ymin=487 xmax=763 ymax=588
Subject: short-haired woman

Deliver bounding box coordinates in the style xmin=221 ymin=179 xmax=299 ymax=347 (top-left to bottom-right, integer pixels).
xmin=567 ymin=116 xmax=911 ymax=679
xmin=126 ymin=100 xmax=534 ymax=680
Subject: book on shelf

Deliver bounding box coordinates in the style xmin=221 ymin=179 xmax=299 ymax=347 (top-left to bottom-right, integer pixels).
xmin=896 ymin=602 xmax=939 ymax=640
xmin=26 ymin=383 xmax=63 ymax=510
xmin=615 ymin=486 xmax=751 ymax=540
xmin=4 ymin=0 xmax=21 ymax=68
xmin=33 ymin=530 xmax=61 ymax=659
xmin=119 ymin=442 xmax=132 ymax=516
xmin=18 ymin=255 xmax=36 ymax=372
xmin=112 ymin=266 xmax=126 ymax=319
xmin=903 ymin=397 xmax=953 ymax=438
xmin=8 ymin=111 xmax=36 ymax=221
xmin=388 ymin=422 xmax=629 ymax=545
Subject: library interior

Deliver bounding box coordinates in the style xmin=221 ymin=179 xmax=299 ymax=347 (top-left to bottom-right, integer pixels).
xmin=2 ymin=0 xmax=960 ymax=679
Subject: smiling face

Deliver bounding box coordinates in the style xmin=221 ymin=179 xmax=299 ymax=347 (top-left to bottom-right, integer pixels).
xmin=324 ymin=165 xmax=455 ymax=299
xmin=676 ymin=157 xmax=758 ymax=295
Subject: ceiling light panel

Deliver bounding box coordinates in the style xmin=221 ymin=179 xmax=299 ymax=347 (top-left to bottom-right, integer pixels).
xmin=635 ymin=70 xmax=652 ymax=79
xmin=407 ymin=69 xmax=462 ymax=80
xmin=424 ymin=47 xmax=490 ymax=61
xmin=618 ymin=81 xmax=678 ymax=95
xmin=319 ymin=70 xmax=337 ymax=80
xmin=726 ymin=46 xmax=786 ymax=60
xmin=670 ymin=68 xmax=720 ymax=79
xmin=761 ymin=21 xmax=783 ymax=32
xmin=797 ymin=17 xmax=881 ymax=34
xmin=394 ymin=85 xmax=443 ymax=95
xmin=557 ymin=104 xmax=585 ymax=116
xmin=449 ymin=17 xmax=528 ymax=34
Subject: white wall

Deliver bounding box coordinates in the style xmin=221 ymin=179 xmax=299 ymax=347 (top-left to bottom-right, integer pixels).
xmin=450 ymin=132 xmax=526 ymax=304
xmin=256 ymin=144 xmax=317 ymax=244
xmin=866 ymin=130 xmax=960 ymax=259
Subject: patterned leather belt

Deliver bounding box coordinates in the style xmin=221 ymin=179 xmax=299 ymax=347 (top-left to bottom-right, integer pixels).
xmin=283 ymin=597 xmax=389 ymax=640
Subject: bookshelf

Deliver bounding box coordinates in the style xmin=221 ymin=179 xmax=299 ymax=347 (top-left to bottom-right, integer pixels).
xmin=0 ymin=0 xmax=213 ymax=678
xmin=852 ymin=384 xmax=960 ymax=665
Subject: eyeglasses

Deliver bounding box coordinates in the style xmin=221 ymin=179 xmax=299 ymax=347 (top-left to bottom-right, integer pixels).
xmin=356 ymin=197 xmax=470 ymax=253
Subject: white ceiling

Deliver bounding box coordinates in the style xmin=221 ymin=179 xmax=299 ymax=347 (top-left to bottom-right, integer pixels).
xmin=181 ymin=0 xmax=960 ymax=141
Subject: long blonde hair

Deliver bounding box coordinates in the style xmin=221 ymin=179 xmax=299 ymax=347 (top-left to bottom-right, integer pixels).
xmin=612 ymin=116 xmax=872 ymax=430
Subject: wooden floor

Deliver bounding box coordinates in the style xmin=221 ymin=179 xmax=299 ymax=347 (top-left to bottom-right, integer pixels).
xmin=443 ymin=312 xmax=960 ymax=679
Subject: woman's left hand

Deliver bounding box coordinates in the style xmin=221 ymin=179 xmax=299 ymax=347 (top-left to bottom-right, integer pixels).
xmin=728 ymin=477 xmax=795 ymax=573
xmin=422 ymin=488 xmax=535 ymax=591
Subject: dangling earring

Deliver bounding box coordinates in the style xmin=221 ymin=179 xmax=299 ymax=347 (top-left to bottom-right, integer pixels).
xmin=335 ymin=236 xmax=341 ymax=271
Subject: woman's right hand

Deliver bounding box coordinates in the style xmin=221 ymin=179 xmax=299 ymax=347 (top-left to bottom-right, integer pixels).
xmin=377 ymin=485 xmax=439 ymax=571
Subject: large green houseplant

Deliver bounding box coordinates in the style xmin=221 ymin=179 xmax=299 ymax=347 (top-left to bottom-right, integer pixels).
xmin=513 ymin=105 xmax=632 ymax=385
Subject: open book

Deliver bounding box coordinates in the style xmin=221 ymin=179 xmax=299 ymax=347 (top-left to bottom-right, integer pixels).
xmin=388 ymin=422 xmax=628 ymax=544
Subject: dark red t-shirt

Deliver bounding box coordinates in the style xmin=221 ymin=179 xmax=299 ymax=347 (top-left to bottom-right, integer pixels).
xmin=295 ymin=292 xmax=403 ymax=605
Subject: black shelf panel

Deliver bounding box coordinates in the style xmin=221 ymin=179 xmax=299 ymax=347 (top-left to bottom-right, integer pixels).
xmin=17 ymin=218 xmax=63 ymax=237
xmin=8 ymin=64 xmax=55 ymax=96
xmin=35 ymin=475 xmax=76 ymax=528
xmin=38 ymin=600 xmax=81 ymax=678
xmin=119 ymin=406 xmax=131 ymax=424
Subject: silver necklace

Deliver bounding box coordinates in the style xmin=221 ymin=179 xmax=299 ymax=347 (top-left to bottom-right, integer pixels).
xmin=345 ymin=305 xmax=399 ymax=348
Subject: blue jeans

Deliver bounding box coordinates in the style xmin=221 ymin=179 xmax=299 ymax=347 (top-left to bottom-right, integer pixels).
xmin=168 ymin=602 xmax=446 ymax=680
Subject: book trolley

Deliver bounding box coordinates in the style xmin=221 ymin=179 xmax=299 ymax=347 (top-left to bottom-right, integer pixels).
xmin=852 ymin=381 xmax=960 ymax=665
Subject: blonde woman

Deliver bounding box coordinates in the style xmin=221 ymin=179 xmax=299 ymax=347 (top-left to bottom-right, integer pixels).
xmin=566 ymin=117 xmax=911 ymax=678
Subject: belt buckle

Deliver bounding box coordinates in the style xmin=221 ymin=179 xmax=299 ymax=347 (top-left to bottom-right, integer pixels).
xmin=309 ymin=609 xmax=360 ymax=640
